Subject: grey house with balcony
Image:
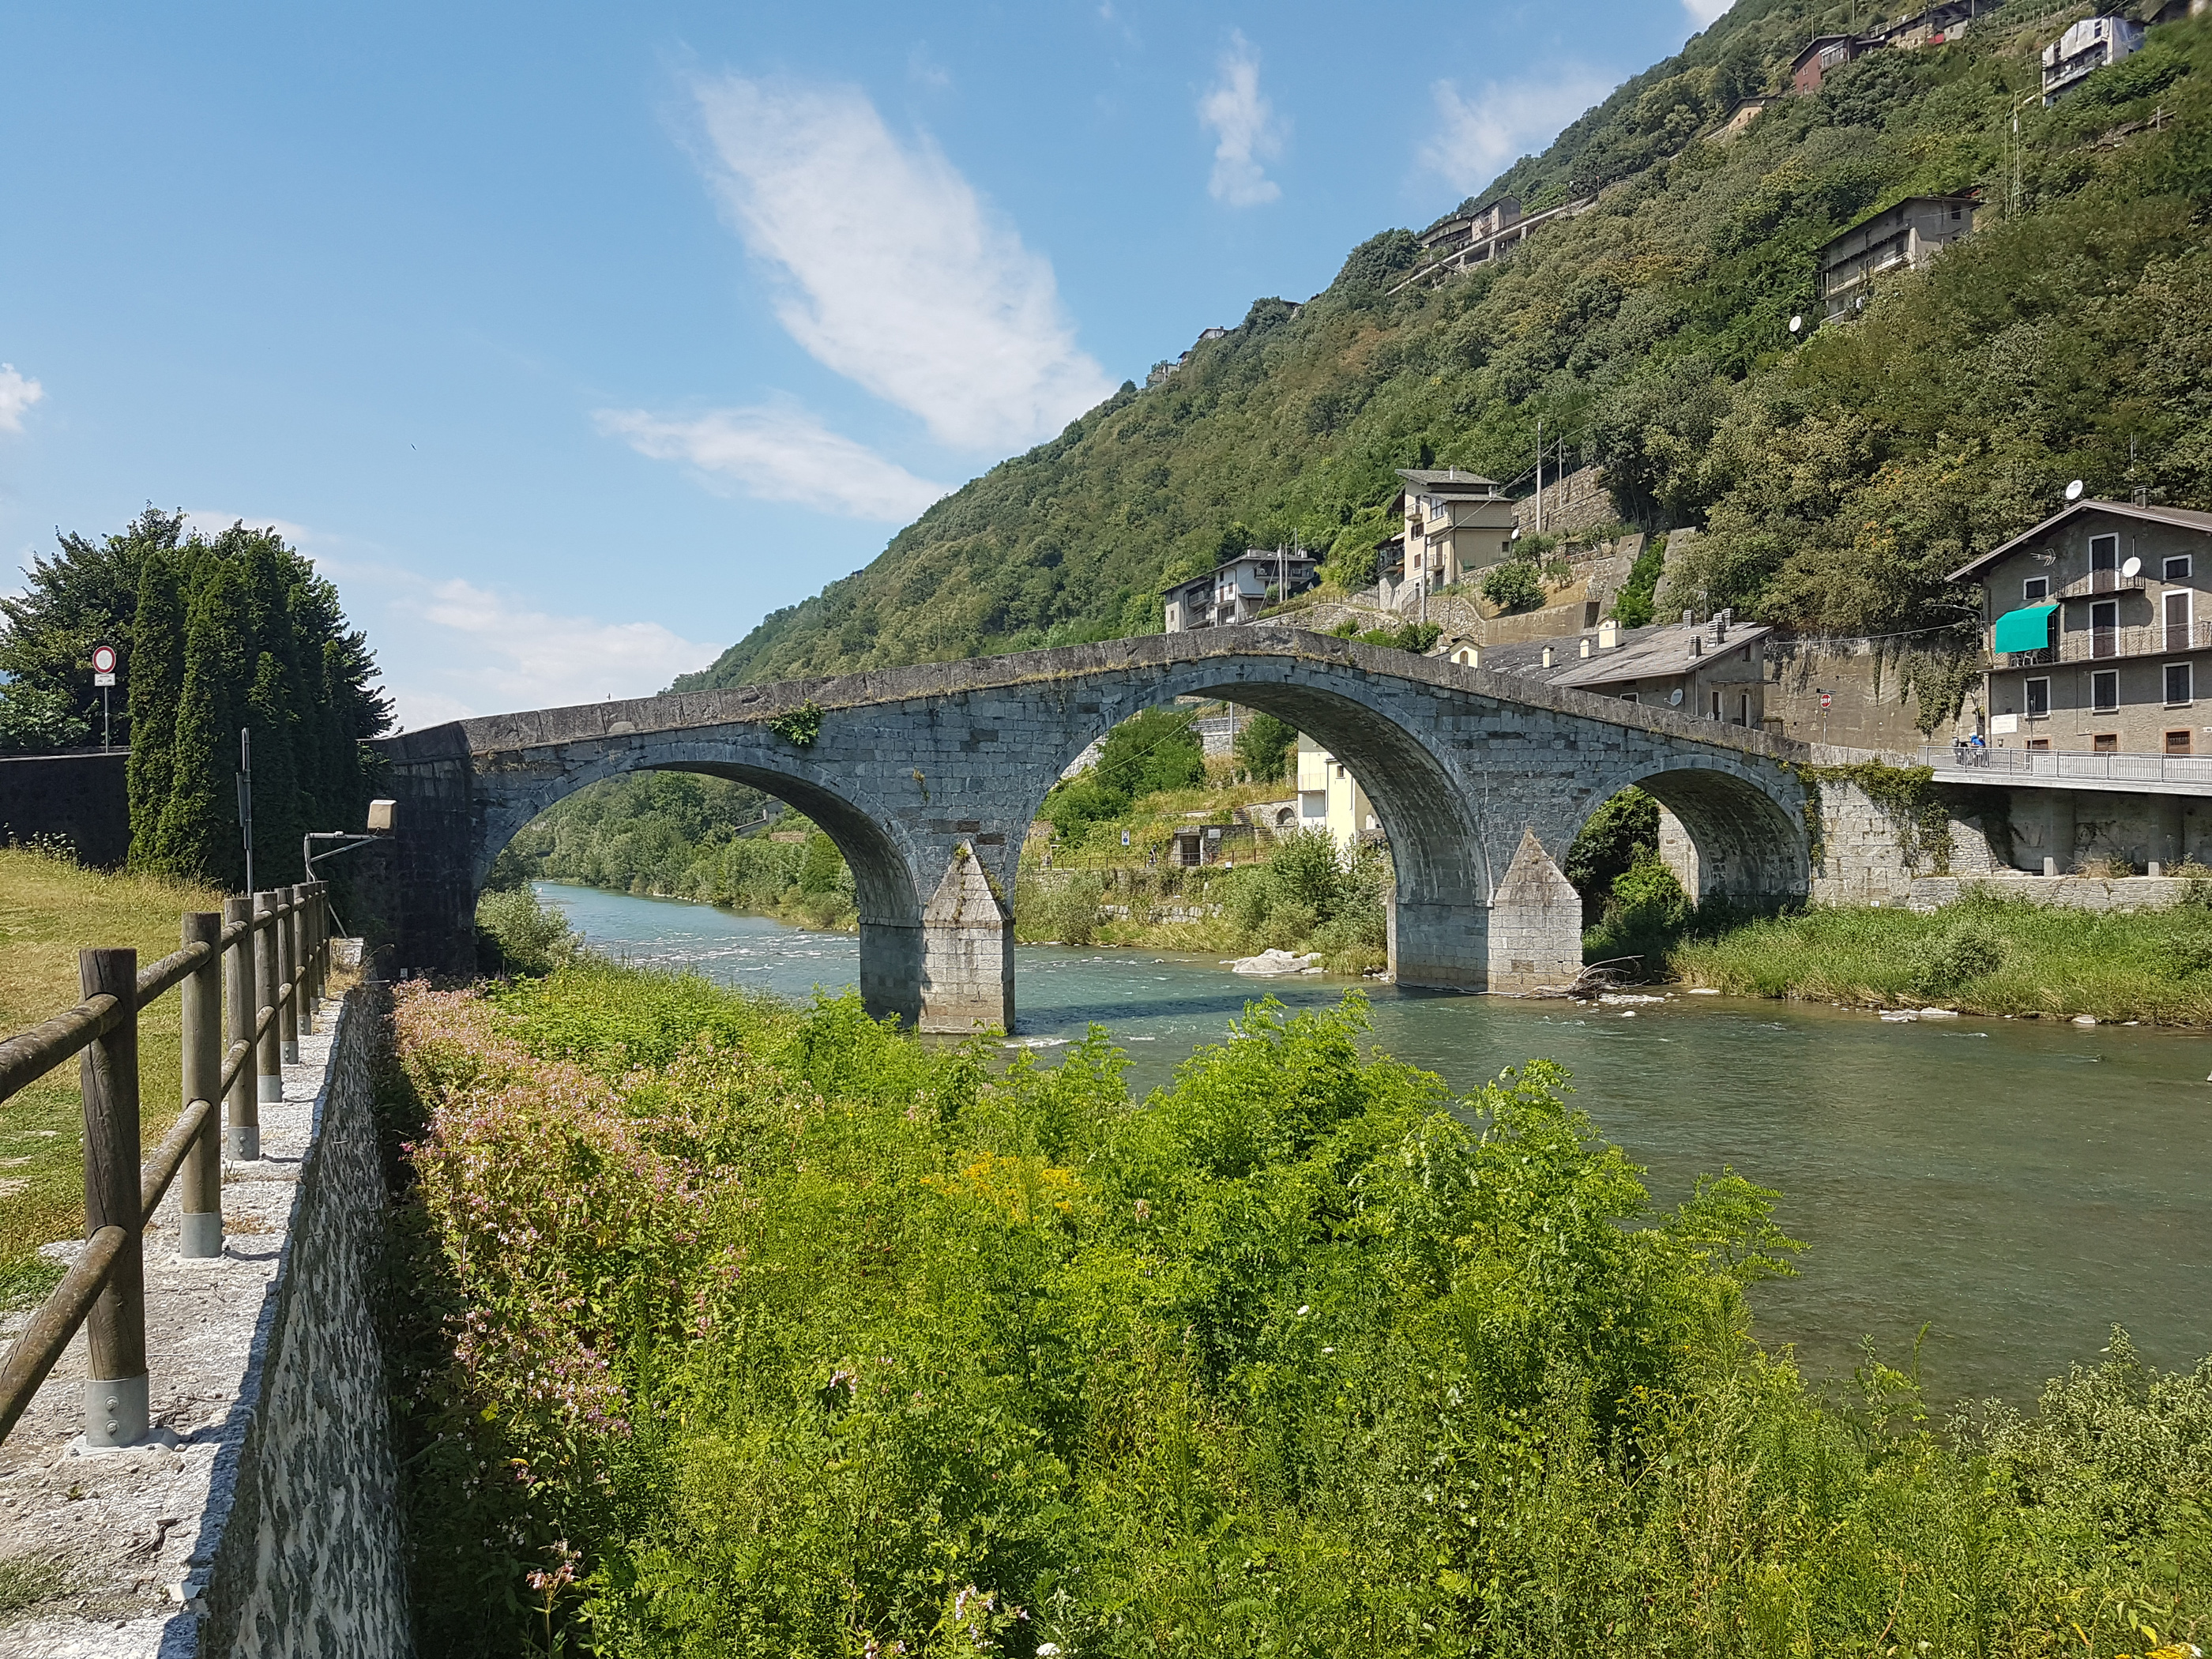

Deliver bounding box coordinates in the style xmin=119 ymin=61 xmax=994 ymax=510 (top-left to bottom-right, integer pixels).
xmin=1162 ymin=549 xmax=1320 ymax=632
xmin=1818 ymin=195 xmax=1978 ymax=322
xmin=1950 ymin=499 xmax=2212 ymax=758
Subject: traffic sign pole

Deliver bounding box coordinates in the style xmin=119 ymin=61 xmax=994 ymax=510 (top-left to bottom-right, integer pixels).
xmin=92 ymin=645 xmax=118 ymax=752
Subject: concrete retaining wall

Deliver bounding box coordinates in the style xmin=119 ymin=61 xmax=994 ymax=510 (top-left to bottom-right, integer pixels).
xmin=0 ymin=750 xmax=131 ymax=868
xmin=1901 ymin=875 xmax=2199 ymax=913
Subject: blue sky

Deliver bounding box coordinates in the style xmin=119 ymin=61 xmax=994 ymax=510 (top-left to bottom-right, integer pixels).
xmin=0 ymin=0 xmax=1728 ymax=728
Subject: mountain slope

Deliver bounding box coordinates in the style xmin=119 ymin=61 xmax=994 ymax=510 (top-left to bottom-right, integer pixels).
xmin=681 ymin=0 xmax=2212 ymax=695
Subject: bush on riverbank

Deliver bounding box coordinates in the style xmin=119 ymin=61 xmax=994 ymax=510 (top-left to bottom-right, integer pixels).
xmin=1668 ymin=889 xmax=2212 ymax=1022
xmin=382 ymin=963 xmax=2212 ymax=1655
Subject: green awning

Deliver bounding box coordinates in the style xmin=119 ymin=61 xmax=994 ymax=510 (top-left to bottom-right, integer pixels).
xmin=1992 ymin=603 xmax=2057 ymax=653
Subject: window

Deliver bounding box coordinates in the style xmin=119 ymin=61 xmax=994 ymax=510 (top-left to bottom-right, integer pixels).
xmin=2166 ymin=661 xmax=2195 ymax=706
xmin=2091 ymin=533 xmax=2119 ymax=570
xmin=2167 ymin=589 xmax=2193 ymax=652
xmin=2094 ymin=733 xmax=2119 ymax=754
xmin=1736 ymin=694 xmax=1751 ymax=726
xmin=2169 ymin=730 xmax=2195 ymax=756
xmin=2167 ymin=555 xmax=2193 ymax=582
xmin=1619 ymin=692 xmax=1639 ymax=705
xmin=2026 ymin=676 xmax=2051 ymax=717
xmin=2027 ymin=738 xmax=2052 ymax=751
xmin=2022 ymin=576 xmax=2049 ymax=603
xmin=2092 ymin=600 xmax=2119 ymax=658
xmin=1709 ymin=690 xmax=1722 ymax=719
xmin=2092 ymin=669 xmax=2119 ymax=712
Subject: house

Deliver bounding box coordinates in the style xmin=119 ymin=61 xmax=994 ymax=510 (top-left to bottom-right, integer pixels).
xmin=1295 ymin=733 xmax=1382 ymax=856
xmin=1144 ymin=325 xmax=1236 ymax=386
xmin=1384 ymin=470 xmax=1518 ymax=606
xmin=1792 ymin=34 xmax=1875 ymax=91
xmin=2043 ymin=15 xmax=2145 ymax=103
xmin=1161 ymin=548 xmax=1321 ymax=633
xmin=1947 ymin=498 xmax=2212 ymax=756
xmin=1816 ymin=194 xmax=1978 ymax=322
xmin=1389 ymin=195 xmax=1596 ymax=294
xmin=1871 ymin=0 xmax=1992 ymax=51
xmin=1710 ymin=95 xmax=1778 ymax=139
xmin=1447 ymin=613 xmax=1773 ymax=726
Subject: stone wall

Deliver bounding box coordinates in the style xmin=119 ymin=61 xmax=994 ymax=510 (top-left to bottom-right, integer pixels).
xmin=0 ymin=750 xmax=131 ymax=868
xmin=192 ymin=984 xmax=409 ymax=1657
xmin=1512 ymin=464 xmax=1619 ymax=541
xmin=1763 ymin=637 xmax=1978 ymax=749
xmin=1901 ymin=874 xmax=2199 ymax=912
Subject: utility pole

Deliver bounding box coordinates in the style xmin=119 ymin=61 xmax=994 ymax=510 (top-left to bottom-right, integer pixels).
xmin=1534 ymin=417 xmax=1545 ymax=537
xmin=236 ymin=727 xmax=254 ymax=894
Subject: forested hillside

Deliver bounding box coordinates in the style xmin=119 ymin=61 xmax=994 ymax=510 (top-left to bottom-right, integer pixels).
xmin=682 ymin=0 xmax=2212 ymax=694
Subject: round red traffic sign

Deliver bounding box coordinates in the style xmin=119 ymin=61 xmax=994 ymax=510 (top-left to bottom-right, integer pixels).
xmin=91 ymin=645 xmax=117 ymax=675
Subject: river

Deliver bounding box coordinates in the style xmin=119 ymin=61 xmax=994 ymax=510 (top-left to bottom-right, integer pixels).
xmin=540 ymin=881 xmax=2212 ymax=1402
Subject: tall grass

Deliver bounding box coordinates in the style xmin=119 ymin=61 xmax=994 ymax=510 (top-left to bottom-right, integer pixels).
xmin=1670 ymin=890 xmax=2212 ymax=1021
xmin=382 ymin=963 xmax=2212 ymax=1656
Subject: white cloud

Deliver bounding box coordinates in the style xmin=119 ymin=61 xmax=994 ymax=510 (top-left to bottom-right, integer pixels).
xmin=1682 ymin=0 xmax=1734 ymax=24
xmin=0 ymin=364 xmax=45 ymax=434
xmin=595 ymin=404 xmax=948 ymax=521
xmin=688 ymin=74 xmax=1114 ymax=453
xmin=386 ymin=575 xmax=720 ymax=728
xmin=1198 ymin=33 xmax=1285 ymax=207
xmin=1420 ymin=70 xmax=1616 ymax=198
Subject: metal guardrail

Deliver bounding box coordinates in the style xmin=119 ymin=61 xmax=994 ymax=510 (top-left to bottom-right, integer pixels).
xmin=1922 ymin=743 xmax=2212 ymax=787
xmin=0 ymin=882 xmax=331 ymax=1448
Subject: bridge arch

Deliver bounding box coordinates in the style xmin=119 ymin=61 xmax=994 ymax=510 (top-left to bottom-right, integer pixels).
xmin=1566 ymin=755 xmax=1809 ymax=908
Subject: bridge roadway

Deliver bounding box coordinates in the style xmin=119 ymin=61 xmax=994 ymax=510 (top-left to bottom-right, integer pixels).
xmin=366 ymin=628 xmax=1815 ymax=1031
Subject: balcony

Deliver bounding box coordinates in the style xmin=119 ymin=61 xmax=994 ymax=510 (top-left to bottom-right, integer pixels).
xmin=1924 ymin=744 xmax=2212 ymax=788
xmin=1998 ymin=614 xmax=2210 ymax=665
xmin=2052 ymin=569 xmax=2146 ymax=600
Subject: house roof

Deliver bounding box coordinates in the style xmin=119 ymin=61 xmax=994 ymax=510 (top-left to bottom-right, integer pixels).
xmin=1397 ymin=468 xmax=1505 ymax=495
xmin=1946 ymin=498 xmax=2212 ymax=581
xmin=1475 ymin=619 xmax=1774 ymax=691
xmin=1158 ymin=549 xmax=1317 ymax=596
xmin=1793 ymin=33 xmax=1860 ymax=70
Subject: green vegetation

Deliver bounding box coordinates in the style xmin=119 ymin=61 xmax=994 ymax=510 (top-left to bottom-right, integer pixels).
xmin=0 ymin=845 xmax=224 ymax=1283
xmin=1040 ymin=706 xmax=1206 ymax=846
xmin=385 ymin=963 xmax=2212 ymax=1655
xmin=677 ymin=6 xmax=2212 ymax=732
xmin=1232 ymin=710 xmax=1297 ymax=783
xmin=1608 ymin=532 xmax=1668 ymax=626
xmin=1671 ymin=888 xmax=2212 ymax=1021
xmin=1478 ymin=555 xmax=1545 ymax=613
xmin=0 ymin=509 xmax=389 ymax=888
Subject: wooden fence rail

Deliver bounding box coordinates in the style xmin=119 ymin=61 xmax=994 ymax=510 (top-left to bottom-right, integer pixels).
xmin=0 ymin=881 xmax=333 ymax=1448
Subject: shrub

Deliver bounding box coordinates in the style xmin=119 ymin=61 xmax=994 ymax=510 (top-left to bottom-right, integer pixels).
xmin=1481 ymin=559 xmax=1545 ymax=613
xmin=1040 ymin=777 xmax=1129 ymax=845
xmin=474 ymin=885 xmax=580 ymax=977
xmin=1356 ymin=621 xmax=1441 ymax=653
xmin=1909 ymin=923 xmax=2006 ymax=994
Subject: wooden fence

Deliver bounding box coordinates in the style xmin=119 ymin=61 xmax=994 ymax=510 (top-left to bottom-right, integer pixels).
xmin=0 ymin=882 xmax=332 ymax=1447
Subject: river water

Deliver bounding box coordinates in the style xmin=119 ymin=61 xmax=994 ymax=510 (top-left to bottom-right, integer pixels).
xmin=540 ymin=881 xmax=2212 ymax=1402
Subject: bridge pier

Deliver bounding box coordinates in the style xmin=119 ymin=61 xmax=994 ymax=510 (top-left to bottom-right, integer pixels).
xmin=915 ymin=848 xmax=1014 ymax=1034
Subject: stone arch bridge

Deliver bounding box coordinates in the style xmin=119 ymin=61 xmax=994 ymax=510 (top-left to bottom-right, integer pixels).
xmin=366 ymin=629 xmax=1815 ymax=1030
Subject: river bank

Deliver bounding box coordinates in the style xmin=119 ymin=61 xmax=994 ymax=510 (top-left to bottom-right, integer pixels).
xmin=381 ymin=954 xmax=2212 ymax=1656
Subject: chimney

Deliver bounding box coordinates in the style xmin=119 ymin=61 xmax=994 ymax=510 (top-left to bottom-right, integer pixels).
xmin=1579 ymin=638 xmax=1593 ymax=658
xmin=1714 ymin=608 xmax=1729 ymax=643
xmin=1682 ymin=610 xmax=1695 ymax=626
xmin=1691 ymin=634 xmax=1703 ymax=656
xmin=1598 ymin=619 xmax=1620 ymax=649
xmin=1540 ymin=645 xmax=1555 ymax=668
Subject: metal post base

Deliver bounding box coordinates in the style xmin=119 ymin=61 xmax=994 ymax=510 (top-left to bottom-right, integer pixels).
xmin=228 ymin=1124 xmax=260 ymax=1161
xmin=179 ymin=1212 xmax=223 ymax=1258
xmin=280 ymin=1040 xmax=300 ymax=1065
xmin=258 ymin=1075 xmax=282 ymax=1102
xmin=83 ymin=1374 xmax=149 ymax=1448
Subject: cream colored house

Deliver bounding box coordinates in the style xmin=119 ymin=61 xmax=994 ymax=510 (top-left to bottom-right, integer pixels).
xmin=1296 ymin=733 xmax=1379 ymax=856
xmin=1383 ymin=469 xmax=1518 ymax=607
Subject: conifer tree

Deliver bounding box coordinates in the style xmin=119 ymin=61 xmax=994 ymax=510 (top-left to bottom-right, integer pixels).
xmin=156 ymin=561 xmax=250 ymax=886
xmin=125 ymin=550 xmax=185 ymax=868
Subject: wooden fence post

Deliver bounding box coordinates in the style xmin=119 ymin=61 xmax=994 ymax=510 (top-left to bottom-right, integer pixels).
xmin=277 ymin=886 xmax=300 ymax=1064
xmin=78 ymin=947 xmax=147 ymax=1447
xmin=224 ymin=895 xmax=258 ymax=1161
xmin=254 ymin=890 xmax=283 ymax=1106
xmin=179 ymin=912 xmax=224 ymax=1258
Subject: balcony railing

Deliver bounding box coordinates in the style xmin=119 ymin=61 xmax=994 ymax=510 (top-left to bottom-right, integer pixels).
xmin=1999 ymin=615 xmax=2212 ymax=665
xmin=1924 ymin=744 xmax=2212 ymax=787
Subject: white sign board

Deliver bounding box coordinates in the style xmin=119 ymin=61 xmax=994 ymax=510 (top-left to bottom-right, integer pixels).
xmin=1990 ymin=713 xmax=2018 ymax=735
xmin=94 ymin=672 xmax=115 ymax=687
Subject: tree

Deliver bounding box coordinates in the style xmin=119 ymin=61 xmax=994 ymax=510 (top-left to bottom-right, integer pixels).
xmin=1481 ymin=561 xmax=1545 ymax=614
xmin=1234 ymin=713 xmax=1299 ymax=783
xmin=154 ymin=559 xmax=250 ymax=883
xmin=126 ymin=551 xmax=185 ymax=863
xmin=1097 ymin=706 xmax=1205 ymax=800
xmin=0 ymin=681 xmax=90 ymax=753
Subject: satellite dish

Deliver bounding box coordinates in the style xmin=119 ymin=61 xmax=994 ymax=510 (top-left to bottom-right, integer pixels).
xmin=1789 ymin=315 xmax=1803 ymax=334
xmin=2065 ymin=480 xmax=2085 ymax=502
xmin=1668 ymin=688 xmax=1684 ymax=707
xmin=2122 ymin=555 xmax=2142 ymax=578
